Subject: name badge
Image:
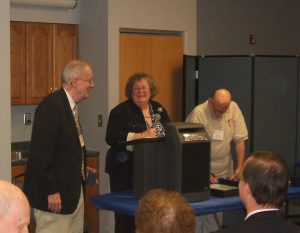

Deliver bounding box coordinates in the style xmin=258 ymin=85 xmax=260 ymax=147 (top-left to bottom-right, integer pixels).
xmin=212 ymin=130 xmax=224 ymax=141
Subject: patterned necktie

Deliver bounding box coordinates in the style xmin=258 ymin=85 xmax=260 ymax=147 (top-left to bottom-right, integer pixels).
xmin=73 ymin=104 xmax=85 ymax=180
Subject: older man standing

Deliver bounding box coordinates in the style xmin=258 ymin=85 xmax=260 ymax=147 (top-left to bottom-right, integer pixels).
xmin=24 ymin=60 xmax=95 ymax=233
xmin=0 ymin=180 xmax=30 ymax=233
xmin=186 ymin=89 xmax=248 ymax=233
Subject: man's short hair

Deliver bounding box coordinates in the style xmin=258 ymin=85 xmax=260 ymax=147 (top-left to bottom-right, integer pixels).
xmin=242 ymin=151 xmax=289 ymax=208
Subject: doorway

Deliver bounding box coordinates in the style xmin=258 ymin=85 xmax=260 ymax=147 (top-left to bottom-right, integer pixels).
xmin=119 ymin=31 xmax=184 ymax=121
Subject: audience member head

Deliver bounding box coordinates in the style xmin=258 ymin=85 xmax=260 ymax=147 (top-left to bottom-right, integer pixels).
xmin=0 ymin=180 xmax=30 ymax=233
xmin=125 ymin=72 xmax=158 ymax=100
xmin=208 ymin=89 xmax=232 ymax=118
xmin=135 ymin=189 xmax=195 ymax=233
xmin=239 ymin=151 xmax=289 ymax=211
xmin=61 ymin=60 xmax=94 ymax=103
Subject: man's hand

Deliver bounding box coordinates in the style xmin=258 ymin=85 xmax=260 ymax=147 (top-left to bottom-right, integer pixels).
xmin=230 ymin=168 xmax=241 ymax=180
xmin=86 ymin=166 xmax=99 ymax=184
xmin=48 ymin=192 xmax=61 ymax=214
xmin=210 ymin=173 xmax=218 ymax=184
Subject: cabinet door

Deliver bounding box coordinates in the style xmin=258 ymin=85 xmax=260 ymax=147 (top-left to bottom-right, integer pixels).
xmin=85 ymin=157 xmax=99 ymax=233
xmin=11 ymin=22 xmax=27 ymax=105
xmin=53 ymin=24 xmax=78 ymax=90
xmin=27 ymin=23 xmax=53 ymax=104
xmin=11 ymin=164 xmax=27 ymax=187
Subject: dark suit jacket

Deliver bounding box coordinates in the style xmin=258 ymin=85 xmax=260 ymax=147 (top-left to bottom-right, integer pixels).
xmin=105 ymin=99 xmax=170 ymax=175
xmin=212 ymin=210 xmax=300 ymax=233
xmin=23 ymin=88 xmax=86 ymax=214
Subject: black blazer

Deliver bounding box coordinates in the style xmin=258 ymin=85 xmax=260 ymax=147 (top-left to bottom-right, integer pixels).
xmin=23 ymin=88 xmax=86 ymax=214
xmin=105 ymin=99 xmax=170 ymax=174
xmin=212 ymin=210 xmax=300 ymax=233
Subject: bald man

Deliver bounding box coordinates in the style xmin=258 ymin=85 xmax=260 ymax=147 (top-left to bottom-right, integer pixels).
xmin=186 ymin=89 xmax=248 ymax=233
xmin=0 ymin=180 xmax=30 ymax=233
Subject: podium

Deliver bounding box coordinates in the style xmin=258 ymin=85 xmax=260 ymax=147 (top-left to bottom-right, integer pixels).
xmin=127 ymin=122 xmax=211 ymax=201
xmin=133 ymin=137 xmax=167 ymax=198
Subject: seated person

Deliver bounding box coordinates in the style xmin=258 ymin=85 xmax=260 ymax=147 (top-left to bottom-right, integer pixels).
xmin=212 ymin=151 xmax=300 ymax=233
xmin=135 ymin=188 xmax=196 ymax=233
xmin=0 ymin=179 xmax=30 ymax=233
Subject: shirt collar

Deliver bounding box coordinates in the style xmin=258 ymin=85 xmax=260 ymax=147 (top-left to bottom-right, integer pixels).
xmin=245 ymin=208 xmax=279 ymax=220
xmin=63 ymin=88 xmax=76 ymax=111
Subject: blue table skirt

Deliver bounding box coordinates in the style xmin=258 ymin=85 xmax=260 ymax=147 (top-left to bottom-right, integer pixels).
xmin=92 ymin=187 xmax=300 ymax=216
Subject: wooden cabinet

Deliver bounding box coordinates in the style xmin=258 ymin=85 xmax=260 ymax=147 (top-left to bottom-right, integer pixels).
xmin=10 ymin=21 xmax=78 ymax=105
xmin=85 ymin=156 xmax=100 ymax=233
xmin=11 ymin=164 xmax=27 ymax=185
xmin=11 ymin=22 xmax=27 ymax=104
xmin=27 ymin=23 xmax=54 ymax=104
xmin=53 ymin=24 xmax=78 ymax=89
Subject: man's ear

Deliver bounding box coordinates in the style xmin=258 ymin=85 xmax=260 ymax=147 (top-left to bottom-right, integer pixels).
xmin=244 ymin=182 xmax=252 ymax=197
xmin=70 ymin=78 xmax=77 ymax=86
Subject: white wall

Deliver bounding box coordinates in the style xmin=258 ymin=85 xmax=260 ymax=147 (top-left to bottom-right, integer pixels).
xmin=11 ymin=2 xmax=80 ymax=23
xmin=0 ymin=0 xmax=11 ymax=181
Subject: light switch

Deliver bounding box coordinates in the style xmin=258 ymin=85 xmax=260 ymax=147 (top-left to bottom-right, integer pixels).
xmin=24 ymin=113 xmax=31 ymax=125
xmin=98 ymin=114 xmax=102 ymax=127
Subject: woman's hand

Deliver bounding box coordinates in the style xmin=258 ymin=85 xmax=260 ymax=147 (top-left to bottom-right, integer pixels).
xmin=141 ymin=128 xmax=157 ymax=138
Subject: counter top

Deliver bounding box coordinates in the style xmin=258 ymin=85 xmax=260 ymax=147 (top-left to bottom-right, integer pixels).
xmin=11 ymin=141 xmax=100 ymax=167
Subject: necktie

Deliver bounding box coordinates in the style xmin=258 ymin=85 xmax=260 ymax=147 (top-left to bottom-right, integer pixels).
xmin=73 ymin=104 xmax=85 ymax=180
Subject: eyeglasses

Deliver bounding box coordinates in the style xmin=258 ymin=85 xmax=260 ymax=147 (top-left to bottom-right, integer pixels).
xmin=76 ymin=78 xmax=94 ymax=85
xmin=133 ymin=86 xmax=149 ymax=92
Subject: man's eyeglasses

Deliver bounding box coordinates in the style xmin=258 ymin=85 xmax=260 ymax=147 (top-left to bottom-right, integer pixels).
xmin=76 ymin=78 xmax=94 ymax=84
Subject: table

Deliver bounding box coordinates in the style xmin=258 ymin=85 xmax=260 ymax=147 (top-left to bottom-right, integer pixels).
xmin=92 ymin=186 xmax=300 ymax=216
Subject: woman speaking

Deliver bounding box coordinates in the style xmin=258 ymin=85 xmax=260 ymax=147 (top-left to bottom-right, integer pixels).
xmin=105 ymin=72 xmax=170 ymax=233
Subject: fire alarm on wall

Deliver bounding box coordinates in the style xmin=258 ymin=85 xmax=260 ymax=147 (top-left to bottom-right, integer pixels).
xmin=249 ymin=34 xmax=256 ymax=45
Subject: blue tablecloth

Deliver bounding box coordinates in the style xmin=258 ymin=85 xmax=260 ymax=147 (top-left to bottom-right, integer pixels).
xmin=92 ymin=187 xmax=300 ymax=216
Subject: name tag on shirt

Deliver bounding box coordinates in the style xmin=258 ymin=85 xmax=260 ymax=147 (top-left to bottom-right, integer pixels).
xmin=212 ymin=130 xmax=224 ymax=141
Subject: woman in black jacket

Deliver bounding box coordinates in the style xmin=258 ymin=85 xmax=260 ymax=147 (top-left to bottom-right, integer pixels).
xmin=105 ymin=72 xmax=170 ymax=233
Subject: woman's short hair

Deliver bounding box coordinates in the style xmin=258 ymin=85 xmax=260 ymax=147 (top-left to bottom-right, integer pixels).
xmin=125 ymin=72 xmax=158 ymax=99
xmin=135 ymin=189 xmax=195 ymax=233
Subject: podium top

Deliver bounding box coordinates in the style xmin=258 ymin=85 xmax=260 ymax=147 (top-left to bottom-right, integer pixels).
xmin=118 ymin=136 xmax=165 ymax=146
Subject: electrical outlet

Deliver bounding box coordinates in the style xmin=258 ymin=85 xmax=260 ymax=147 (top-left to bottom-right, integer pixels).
xmin=98 ymin=114 xmax=102 ymax=127
xmin=24 ymin=113 xmax=31 ymax=125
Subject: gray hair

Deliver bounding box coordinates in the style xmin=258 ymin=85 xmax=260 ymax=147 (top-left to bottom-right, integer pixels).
xmin=61 ymin=60 xmax=92 ymax=84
